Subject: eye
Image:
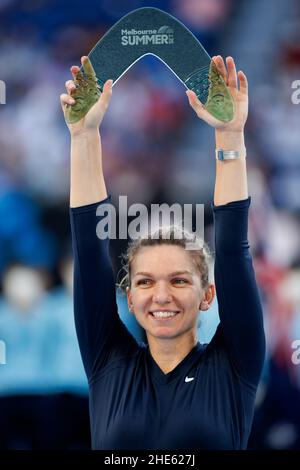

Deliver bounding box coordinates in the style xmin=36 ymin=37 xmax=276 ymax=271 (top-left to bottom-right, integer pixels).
xmin=136 ymin=279 xmax=152 ymax=286
xmin=172 ymin=278 xmax=188 ymax=285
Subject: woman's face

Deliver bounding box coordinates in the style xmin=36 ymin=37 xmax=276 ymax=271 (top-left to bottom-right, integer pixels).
xmin=127 ymin=244 xmax=212 ymax=342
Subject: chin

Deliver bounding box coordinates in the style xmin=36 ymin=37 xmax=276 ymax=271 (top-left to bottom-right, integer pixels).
xmin=148 ymin=328 xmax=182 ymax=340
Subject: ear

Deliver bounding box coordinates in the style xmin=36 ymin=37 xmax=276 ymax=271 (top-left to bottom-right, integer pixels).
xmin=199 ymin=284 xmax=215 ymax=311
xmin=126 ymin=286 xmax=134 ymax=314
xmin=199 ymin=300 xmax=209 ymax=311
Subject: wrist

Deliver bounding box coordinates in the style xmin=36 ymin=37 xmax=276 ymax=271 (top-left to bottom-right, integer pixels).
xmin=70 ymin=127 xmax=100 ymax=139
xmin=215 ymin=129 xmax=245 ymax=152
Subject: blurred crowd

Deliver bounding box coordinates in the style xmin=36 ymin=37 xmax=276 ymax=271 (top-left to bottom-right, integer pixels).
xmin=1 ymin=0 xmax=300 ymax=449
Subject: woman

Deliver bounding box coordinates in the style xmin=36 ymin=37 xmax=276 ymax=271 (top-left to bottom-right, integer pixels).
xmin=60 ymin=55 xmax=265 ymax=450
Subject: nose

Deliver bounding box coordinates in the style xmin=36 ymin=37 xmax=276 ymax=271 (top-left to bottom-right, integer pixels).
xmin=152 ymin=281 xmax=172 ymax=304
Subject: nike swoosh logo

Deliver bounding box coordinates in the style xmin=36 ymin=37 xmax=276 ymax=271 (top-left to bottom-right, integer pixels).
xmin=185 ymin=376 xmax=194 ymax=383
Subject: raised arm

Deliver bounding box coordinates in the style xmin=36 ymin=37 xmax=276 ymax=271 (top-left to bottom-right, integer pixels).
xmin=60 ymin=56 xmax=112 ymax=207
xmin=61 ymin=57 xmax=138 ymax=381
xmin=186 ymin=55 xmax=248 ymax=206
xmin=186 ymin=56 xmax=265 ymax=387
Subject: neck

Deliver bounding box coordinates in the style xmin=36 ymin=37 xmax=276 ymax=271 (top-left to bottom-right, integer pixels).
xmin=147 ymin=331 xmax=198 ymax=374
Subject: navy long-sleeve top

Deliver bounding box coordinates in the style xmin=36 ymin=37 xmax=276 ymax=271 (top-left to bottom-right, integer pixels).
xmin=70 ymin=195 xmax=265 ymax=450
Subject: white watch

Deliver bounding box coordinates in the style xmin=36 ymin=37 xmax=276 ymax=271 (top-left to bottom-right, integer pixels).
xmin=215 ymin=149 xmax=246 ymax=161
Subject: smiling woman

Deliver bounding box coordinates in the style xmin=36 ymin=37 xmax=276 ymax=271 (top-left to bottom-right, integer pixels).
xmin=62 ymin=55 xmax=265 ymax=450
xmin=117 ymin=226 xmax=214 ymax=372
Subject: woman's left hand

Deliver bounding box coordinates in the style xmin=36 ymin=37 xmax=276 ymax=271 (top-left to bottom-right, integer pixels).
xmin=186 ymin=56 xmax=248 ymax=133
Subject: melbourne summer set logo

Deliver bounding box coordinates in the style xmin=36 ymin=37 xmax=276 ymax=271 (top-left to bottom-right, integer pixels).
xmin=121 ymin=25 xmax=174 ymax=46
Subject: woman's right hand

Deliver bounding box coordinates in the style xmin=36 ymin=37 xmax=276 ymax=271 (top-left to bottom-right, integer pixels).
xmin=60 ymin=56 xmax=113 ymax=135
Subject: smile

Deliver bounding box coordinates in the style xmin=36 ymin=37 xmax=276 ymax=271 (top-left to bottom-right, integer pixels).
xmin=149 ymin=311 xmax=180 ymax=319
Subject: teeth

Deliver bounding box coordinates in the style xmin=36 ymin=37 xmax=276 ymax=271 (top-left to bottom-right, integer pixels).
xmin=152 ymin=311 xmax=178 ymax=318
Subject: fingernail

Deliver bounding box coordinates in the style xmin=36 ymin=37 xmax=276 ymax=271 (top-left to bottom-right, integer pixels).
xmin=108 ymin=79 xmax=113 ymax=86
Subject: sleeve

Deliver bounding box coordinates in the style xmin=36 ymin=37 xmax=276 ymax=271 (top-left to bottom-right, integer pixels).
xmin=211 ymin=197 xmax=266 ymax=388
xmin=69 ymin=195 xmax=138 ymax=382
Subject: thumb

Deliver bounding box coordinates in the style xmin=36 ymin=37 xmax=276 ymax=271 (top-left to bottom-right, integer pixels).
xmin=186 ymin=89 xmax=219 ymax=126
xmin=99 ymin=79 xmax=113 ymax=110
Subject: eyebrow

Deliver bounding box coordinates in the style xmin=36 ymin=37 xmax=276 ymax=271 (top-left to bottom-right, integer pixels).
xmin=134 ymin=270 xmax=193 ymax=278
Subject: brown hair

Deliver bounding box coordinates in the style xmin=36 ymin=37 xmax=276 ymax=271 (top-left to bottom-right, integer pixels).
xmin=116 ymin=225 xmax=212 ymax=293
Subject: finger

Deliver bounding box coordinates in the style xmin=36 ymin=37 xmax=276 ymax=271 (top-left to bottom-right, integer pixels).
xmin=60 ymin=93 xmax=75 ymax=112
xmin=212 ymin=55 xmax=228 ymax=83
xmin=65 ymin=79 xmax=76 ymax=93
xmin=70 ymin=65 xmax=80 ymax=80
xmin=238 ymin=70 xmax=248 ymax=95
xmin=226 ymin=56 xmax=238 ymax=88
xmin=81 ymin=55 xmax=96 ymax=77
